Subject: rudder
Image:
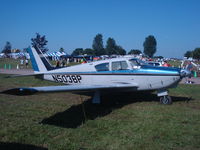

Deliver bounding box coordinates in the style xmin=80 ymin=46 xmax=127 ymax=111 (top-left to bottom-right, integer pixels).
xmin=27 ymin=46 xmax=55 ymax=73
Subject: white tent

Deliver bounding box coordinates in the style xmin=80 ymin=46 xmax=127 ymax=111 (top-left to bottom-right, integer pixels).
xmin=46 ymin=52 xmax=67 ymax=60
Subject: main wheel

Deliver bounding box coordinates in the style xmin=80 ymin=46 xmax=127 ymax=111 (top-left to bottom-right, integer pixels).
xmin=160 ymin=95 xmax=172 ymax=105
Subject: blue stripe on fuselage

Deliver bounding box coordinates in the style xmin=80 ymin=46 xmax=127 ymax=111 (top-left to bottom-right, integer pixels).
xmin=140 ymin=65 xmax=181 ymax=74
xmin=52 ymin=66 xmax=180 ymax=75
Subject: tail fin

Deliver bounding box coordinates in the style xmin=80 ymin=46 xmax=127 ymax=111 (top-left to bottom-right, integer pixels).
xmin=27 ymin=46 xmax=55 ymax=73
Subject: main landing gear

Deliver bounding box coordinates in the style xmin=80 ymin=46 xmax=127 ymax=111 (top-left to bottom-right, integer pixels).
xmin=157 ymin=89 xmax=172 ymax=105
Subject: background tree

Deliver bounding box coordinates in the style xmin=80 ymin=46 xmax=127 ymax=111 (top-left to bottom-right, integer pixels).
xmin=105 ymin=38 xmax=117 ymax=55
xmin=92 ymin=34 xmax=105 ymax=56
xmin=192 ymin=48 xmax=200 ymax=60
xmin=31 ymin=33 xmax=48 ymax=53
xmin=105 ymin=38 xmax=126 ymax=55
xmin=71 ymin=48 xmax=84 ymax=56
xmin=84 ymin=48 xmax=95 ymax=56
xmin=2 ymin=41 xmax=12 ymax=54
xmin=143 ymin=35 xmax=157 ymax=58
xmin=59 ymin=47 xmax=65 ymax=53
xmin=184 ymin=50 xmax=193 ymax=58
xmin=115 ymin=45 xmax=126 ymax=55
xmin=128 ymin=49 xmax=142 ymax=55
xmin=15 ymin=49 xmax=21 ymax=53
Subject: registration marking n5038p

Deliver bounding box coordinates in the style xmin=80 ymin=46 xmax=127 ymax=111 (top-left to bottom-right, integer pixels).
xmin=52 ymin=75 xmax=82 ymax=83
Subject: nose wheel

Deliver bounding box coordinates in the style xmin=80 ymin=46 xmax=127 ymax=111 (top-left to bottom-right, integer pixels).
xmin=160 ymin=95 xmax=172 ymax=105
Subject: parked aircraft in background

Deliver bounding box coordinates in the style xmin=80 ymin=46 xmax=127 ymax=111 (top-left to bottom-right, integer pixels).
xmin=146 ymin=61 xmax=162 ymax=67
xmin=1 ymin=46 xmax=191 ymax=104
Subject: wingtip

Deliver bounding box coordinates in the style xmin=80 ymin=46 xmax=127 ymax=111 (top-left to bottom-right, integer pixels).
xmin=1 ymin=88 xmax=38 ymax=96
xmin=4 ymin=75 xmax=12 ymax=78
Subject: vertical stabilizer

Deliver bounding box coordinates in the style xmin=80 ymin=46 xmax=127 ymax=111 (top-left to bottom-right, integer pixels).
xmin=27 ymin=46 xmax=55 ymax=73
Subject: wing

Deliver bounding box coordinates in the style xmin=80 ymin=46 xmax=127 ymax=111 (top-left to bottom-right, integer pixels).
xmin=1 ymin=83 xmax=138 ymax=96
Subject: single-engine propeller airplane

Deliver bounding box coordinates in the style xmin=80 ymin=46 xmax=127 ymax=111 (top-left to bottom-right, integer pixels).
xmin=1 ymin=46 xmax=191 ymax=104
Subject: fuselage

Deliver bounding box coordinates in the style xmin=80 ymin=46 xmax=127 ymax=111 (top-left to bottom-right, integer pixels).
xmin=2 ymin=47 xmax=187 ymax=105
xmin=42 ymin=57 xmax=181 ymax=91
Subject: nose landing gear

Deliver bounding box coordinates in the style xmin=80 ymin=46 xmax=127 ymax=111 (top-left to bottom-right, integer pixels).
xmin=157 ymin=90 xmax=172 ymax=105
xmin=160 ymin=95 xmax=172 ymax=105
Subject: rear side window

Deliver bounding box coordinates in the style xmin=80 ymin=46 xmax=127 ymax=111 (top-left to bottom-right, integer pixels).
xmin=112 ymin=61 xmax=128 ymax=71
xmin=95 ymin=63 xmax=109 ymax=71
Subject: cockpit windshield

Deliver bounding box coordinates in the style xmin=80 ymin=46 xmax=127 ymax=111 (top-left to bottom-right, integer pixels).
xmin=129 ymin=58 xmax=148 ymax=67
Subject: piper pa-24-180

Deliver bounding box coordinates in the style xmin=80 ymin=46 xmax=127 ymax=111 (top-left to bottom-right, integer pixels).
xmin=1 ymin=46 xmax=191 ymax=104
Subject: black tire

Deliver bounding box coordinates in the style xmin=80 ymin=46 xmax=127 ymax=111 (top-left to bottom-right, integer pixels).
xmin=160 ymin=96 xmax=172 ymax=105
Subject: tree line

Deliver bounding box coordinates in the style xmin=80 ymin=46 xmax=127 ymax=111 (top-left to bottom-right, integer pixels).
xmin=1 ymin=33 xmax=159 ymax=58
xmin=71 ymin=34 xmax=127 ymax=56
xmin=71 ymin=34 xmax=157 ymax=57
xmin=184 ymin=48 xmax=200 ymax=60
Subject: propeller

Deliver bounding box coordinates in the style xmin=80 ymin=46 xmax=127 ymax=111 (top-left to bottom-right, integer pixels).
xmin=180 ymin=69 xmax=191 ymax=78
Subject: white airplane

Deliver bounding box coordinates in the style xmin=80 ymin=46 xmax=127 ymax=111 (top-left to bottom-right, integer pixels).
xmin=2 ymin=46 xmax=191 ymax=104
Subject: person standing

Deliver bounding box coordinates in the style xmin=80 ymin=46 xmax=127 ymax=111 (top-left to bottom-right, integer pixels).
xmin=61 ymin=59 xmax=66 ymax=67
xmin=56 ymin=60 xmax=60 ymax=67
xmin=162 ymin=61 xmax=170 ymax=67
xmin=20 ymin=58 xmax=24 ymax=69
xmin=25 ymin=59 xmax=29 ymax=68
xmin=185 ymin=61 xmax=193 ymax=84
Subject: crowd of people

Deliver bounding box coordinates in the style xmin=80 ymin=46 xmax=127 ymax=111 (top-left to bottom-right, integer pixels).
xmin=19 ymin=58 xmax=29 ymax=69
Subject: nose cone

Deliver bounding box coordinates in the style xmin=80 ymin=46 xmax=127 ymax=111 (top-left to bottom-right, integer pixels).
xmin=180 ymin=69 xmax=191 ymax=78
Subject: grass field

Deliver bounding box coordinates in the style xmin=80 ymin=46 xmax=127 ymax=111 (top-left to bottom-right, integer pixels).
xmin=0 ymin=74 xmax=200 ymax=150
xmin=0 ymin=58 xmax=80 ymax=70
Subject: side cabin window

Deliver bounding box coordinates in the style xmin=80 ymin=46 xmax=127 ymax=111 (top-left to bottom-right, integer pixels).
xmin=112 ymin=61 xmax=128 ymax=71
xmin=95 ymin=63 xmax=109 ymax=71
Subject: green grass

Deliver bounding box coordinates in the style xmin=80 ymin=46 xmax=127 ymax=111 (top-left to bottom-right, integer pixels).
xmin=168 ymin=60 xmax=182 ymax=68
xmin=0 ymin=58 xmax=25 ymax=69
xmin=0 ymin=58 xmax=80 ymax=70
xmin=0 ymin=74 xmax=200 ymax=150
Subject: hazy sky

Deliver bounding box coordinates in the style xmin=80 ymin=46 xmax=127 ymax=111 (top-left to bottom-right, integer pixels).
xmin=0 ymin=0 xmax=200 ymax=58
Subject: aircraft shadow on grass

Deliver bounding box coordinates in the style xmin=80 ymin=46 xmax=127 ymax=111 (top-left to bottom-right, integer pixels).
xmin=0 ymin=142 xmax=48 ymax=150
xmin=40 ymin=92 xmax=192 ymax=128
